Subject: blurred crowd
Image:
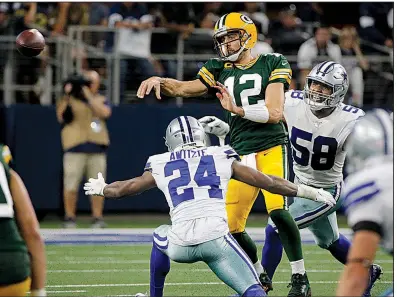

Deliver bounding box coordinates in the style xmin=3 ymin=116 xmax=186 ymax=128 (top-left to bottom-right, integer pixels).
xmin=0 ymin=2 xmax=393 ymax=106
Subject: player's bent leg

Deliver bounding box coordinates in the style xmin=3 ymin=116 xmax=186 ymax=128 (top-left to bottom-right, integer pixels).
xmin=151 ymin=225 xmax=171 ymax=297
xmin=226 ymin=178 xmax=260 ymax=266
xmin=202 ymin=233 xmax=265 ymax=296
xmin=0 ymin=277 xmax=31 ymax=297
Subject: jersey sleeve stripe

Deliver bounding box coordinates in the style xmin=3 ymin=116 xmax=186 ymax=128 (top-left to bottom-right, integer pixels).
xmin=270 ymin=72 xmax=292 ymax=78
xmin=269 ymin=75 xmax=291 ymax=84
xmin=271 ymin=68 xmax=292 ymax=75
xmin=201 ymin=67 xmax=215 ymax=81
xmin=344 ymin=189 xmax=381 ymax=212
xmin=144 ymin=162 xmax=152 ymax=172
xmin=198 ymin=70 xmax=216 ymax=87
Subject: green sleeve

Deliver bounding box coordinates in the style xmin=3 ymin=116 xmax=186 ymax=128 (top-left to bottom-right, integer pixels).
xmin=266 ymin=53 xmax=292 ymax=91
xmin=196 ymin=59 xmax=223 ymax=89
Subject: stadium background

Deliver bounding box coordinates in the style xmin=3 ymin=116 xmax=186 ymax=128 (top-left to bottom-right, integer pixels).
xmin=0 ymin=2 xmax=393 ymax=296
xmin=0 ymin=2 xmax=393 ymax=219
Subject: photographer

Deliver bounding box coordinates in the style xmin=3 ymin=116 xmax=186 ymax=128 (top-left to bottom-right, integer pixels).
xmin=56 ymin=70 xmax=111 ymax=228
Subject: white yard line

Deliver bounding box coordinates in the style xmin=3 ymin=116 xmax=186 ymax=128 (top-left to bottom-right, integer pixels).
xmin=48 ymin=259 xmax=393 ymax=264
xmin=47 ymin=280 xmax=392 ymax=288
xmin=47 ymin=268 xmax=393 ymax=274
xmin=46 ymin=290 xmax=87 ymax=293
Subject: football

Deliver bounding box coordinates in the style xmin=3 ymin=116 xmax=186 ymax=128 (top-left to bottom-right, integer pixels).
xmin=16 ymin=29 xmax=45 ymax=57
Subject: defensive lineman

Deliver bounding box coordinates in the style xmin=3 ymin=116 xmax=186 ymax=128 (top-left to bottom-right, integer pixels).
xmin=84 ymin=116 xmax=335 ymax=297
xmin=337 ymin=109 xmax=393 ymax=296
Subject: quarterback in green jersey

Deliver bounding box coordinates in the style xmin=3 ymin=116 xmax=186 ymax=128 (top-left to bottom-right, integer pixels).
xmin=0 ymin=144 xmax=46 ymax=296
xmin=138 ymin=12 xmax=310 ymax=297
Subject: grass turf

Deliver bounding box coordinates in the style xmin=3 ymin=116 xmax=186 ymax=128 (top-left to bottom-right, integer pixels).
xmin=45 ymin=243 xmax=392 ymax=296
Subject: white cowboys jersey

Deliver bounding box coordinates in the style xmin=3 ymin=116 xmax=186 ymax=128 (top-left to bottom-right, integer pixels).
xmin=284 ymin=90 xmax=365 ymax=188
xmin=145 ymin=145 xmax=239 ymax=246
xmin=342 ymin=157 xmax=393 ymax=254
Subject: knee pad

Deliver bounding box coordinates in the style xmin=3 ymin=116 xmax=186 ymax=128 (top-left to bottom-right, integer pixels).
xmin=242 ymin=284 xmax=267 ymax=297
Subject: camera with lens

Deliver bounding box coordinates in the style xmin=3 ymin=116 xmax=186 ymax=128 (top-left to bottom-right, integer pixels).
xmin=64 ymin=73 xmax=92 ymax=100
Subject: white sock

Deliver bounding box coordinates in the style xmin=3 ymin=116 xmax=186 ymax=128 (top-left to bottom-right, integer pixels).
xmin=254 ymin=261 xmax=264 ymax=275
xmin=290 ymin=259 xmax=305 ymax=275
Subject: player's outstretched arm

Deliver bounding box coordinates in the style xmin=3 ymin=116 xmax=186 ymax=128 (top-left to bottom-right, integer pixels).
xmin=10 ymin=169 xmax=46 ymax=296
xmin=84 ymin=172 xmax=157 ymax=199
xmin=336 ymin=231 xmax=380 ymax=296
xmin=231 ymin=161 xmax=336 ymax=206
xmin=137 ymin=77 xmax=208 ymax=100
xmin=231 ymin=160 xmax=297 ymax=196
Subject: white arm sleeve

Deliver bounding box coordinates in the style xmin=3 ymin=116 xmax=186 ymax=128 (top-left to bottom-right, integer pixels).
xmin=242 ymin=103 xmax=269 ymax=123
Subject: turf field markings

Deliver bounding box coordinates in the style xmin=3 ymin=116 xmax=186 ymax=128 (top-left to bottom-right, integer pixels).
xmin=47 ymin=268 xmax=392 ymax=274
xmin=47 ymin=259 xmax=393 ymax=264
xmin=46 ymin=290 xmax=87 ymax=293
xmin=47 ymin=281 xmax=393 ymax=288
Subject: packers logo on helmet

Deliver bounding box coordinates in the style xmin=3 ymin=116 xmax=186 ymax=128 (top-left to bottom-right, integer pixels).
xmin=213 ymin=12 xmax=257 ymax=62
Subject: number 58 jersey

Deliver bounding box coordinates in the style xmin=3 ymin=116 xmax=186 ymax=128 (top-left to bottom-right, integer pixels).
xmin=284 ymin=90 xmax=365 ymax=188
xmin=144 ymin=145 xmax=240 ymax=245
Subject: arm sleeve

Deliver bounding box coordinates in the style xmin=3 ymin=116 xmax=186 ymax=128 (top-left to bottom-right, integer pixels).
xmin=196 ymin=59 xmax=221 ymax=89
xmin=267 ymin=53 xmax=292 ymax=92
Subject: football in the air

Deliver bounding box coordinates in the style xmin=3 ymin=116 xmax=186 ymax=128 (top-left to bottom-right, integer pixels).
xmin=16 ymin=29 xmax=45 ymax=57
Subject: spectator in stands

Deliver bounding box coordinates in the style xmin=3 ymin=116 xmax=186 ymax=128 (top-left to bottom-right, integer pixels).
xmin=296 ymin=3 xmax=325 ymax=24
xmin=339 ymin=26 xmax=369 ymax=107
xmin=197 ymin=3 xmax=222 ymax=29
xmin=107 ymin=2 xmax=158 ymax=102
xmin=240 ymin=2 xmax=269 ymax=36
xmin=56 ymin=70 xmax=111 ymax=228
xmin=150 ymin=3 xmax=197 ymax=78
xmin=89 ymin=3 xmax=110 ymax=48
xmin=297 ymin=24 xmax=342 ymax=89
xmin=359 ymin=3 xmax=393 ymax=49
xmin=268 ymin=5 xmax=310 ymax=54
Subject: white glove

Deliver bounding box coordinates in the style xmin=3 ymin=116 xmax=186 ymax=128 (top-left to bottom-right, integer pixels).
xmin=199 ymin=116 xmax=230 ymax=138
xmin=84 ymin=172 xmax=107 ymax=196
xmin=297 ymin=185 xmax=336 ymax=207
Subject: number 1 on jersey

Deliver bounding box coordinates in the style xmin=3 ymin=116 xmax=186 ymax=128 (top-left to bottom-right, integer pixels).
xmin=224 ymin=74 xmax=262 ymax=116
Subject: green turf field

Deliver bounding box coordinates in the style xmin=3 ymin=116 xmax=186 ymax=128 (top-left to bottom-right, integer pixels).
xmin=45 ymin=243 xmax=392 ymax=296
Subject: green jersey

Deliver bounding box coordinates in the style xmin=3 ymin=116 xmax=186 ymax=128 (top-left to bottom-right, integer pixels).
xmin=0 ymin=146 xmax=30 ymax=285
xmin=197 ymin=53 xmax=291 ymax=155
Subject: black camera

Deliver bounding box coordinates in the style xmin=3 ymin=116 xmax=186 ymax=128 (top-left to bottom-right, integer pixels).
xmin=64 ymin=73 xmax=92 ymax=99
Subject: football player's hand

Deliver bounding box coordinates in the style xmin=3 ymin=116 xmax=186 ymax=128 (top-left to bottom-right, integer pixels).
xmin=137 ymin=76 xmax=162 ymax=100
xmin=213 ymin=82 xmax=244 ymax=117
xmin=315 ymin=189 xmax=336 ymax=206
xmin=84 ymin=173 xmax=107 ymax=196
xmin=199 ymin=116 xmax=230 ymax=138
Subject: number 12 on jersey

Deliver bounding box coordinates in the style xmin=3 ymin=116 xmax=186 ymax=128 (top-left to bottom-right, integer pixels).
xmin=290 ymin=127 xmax=338 ymax=171
xmin=164 ymin=156 xmax=222 ymax=207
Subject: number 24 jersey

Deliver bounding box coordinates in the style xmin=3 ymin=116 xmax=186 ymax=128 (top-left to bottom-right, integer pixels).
xmin=144 ymin=146 xmax=240 ymax=245
xmin=284 ymin=90 xmax=365 ymax=188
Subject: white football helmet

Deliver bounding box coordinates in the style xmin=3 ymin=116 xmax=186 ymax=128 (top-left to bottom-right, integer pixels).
xmin=345 ymin=108 xmax=393 ymax=173
xmin=165 ymin=116 xmax=207 ymax=152
xmin=304 ymin=61 xmax=349 ymax=110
